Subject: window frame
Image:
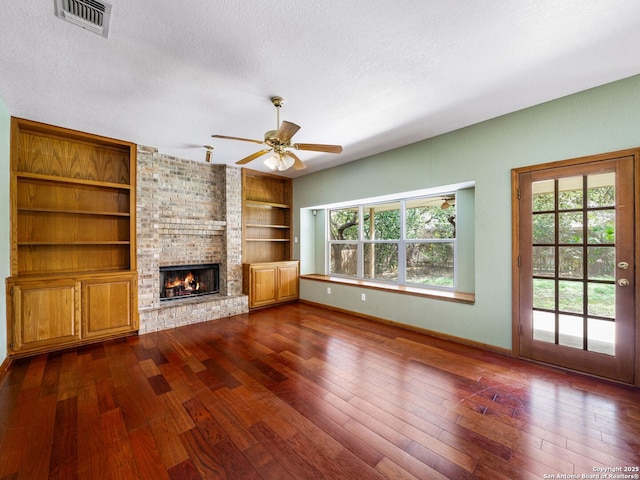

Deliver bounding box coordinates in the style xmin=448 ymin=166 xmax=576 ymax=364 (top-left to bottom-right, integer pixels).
xmin=326 ymin=193 xmax=458 ymax=291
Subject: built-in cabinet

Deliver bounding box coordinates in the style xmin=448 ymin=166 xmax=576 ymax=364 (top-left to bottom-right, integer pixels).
xmin=6 ymin=118 xmax=138 ymax=356
xmin=242 ymin=169 xmax=298 ymax=309
xmin=243 ymin=261 xmax=299 ymax=309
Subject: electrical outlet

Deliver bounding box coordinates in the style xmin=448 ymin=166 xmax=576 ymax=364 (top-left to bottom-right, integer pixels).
xmin=327 ymin=287 xmax=331 ymax=294
xmin=361 ymin=293 xmax=366 ymax=301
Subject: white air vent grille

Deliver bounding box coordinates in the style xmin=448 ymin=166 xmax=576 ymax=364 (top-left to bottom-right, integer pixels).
xmin=55 ymin=0 xmax=112 ymax=38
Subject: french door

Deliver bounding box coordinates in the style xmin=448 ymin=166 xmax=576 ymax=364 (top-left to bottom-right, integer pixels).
xmin=513 ymin=151 xmax=637 ymax=384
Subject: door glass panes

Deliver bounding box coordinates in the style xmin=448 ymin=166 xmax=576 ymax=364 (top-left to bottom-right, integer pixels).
xmin=558 ymin=176 xmax=583 ymax=210
xmin=588 ymin=211 xmax=615 ymax=244
xmin=558 ymin=280 xmax=582 ymax=313
xmin=329 ymin=244 xmax=357 ymax=276
xmin=530 ymin=172 xmax=618 ymax=353
xmin=533 ymin=246 xmax=554 ymax=277
xmin=364 ymin=243 xmax=398 ymax=281
xmin=558 ymin=246 xmax=582 ymax=279
xmin=405 ymin=243 xmax=454 ymax=287
xmin=587 ymin=318 xmax=615 ymax=355
xmin=533 ymin=279 xmax=554 ymax=310
xmin=558 ymin=212 xmax=583 ymax=243
xmin=587 ymin=246 xmax=615 ymax=280
xmin=559 ymin=314 xmax=584 ymax=349
xmin=329 ymin=208 xmax=359 ymax=240
xmin=363 ymin=202 xmax=400 ymax=240
xmin=533 ymin=310 xmax=554 ymax=342
xmin=587 ymin=282 xmax=614 ymax=317
xmin=587 ymin=172 xmax=615 ymax=207
xmin=532 ymin=180 xmax=554 ymax=211
xmin=533 ymin=214 xmax=555 ymax=244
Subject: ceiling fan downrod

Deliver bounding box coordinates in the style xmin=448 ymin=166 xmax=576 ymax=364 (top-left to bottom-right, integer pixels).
xmin=271 ymin=96 xmax=285 ymax=129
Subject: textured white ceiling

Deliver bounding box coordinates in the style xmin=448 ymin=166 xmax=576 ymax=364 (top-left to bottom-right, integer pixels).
xmin=1 ymin=1 xmax=640 ymax=177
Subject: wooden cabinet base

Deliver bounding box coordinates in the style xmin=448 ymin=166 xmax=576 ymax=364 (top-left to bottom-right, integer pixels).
xmin=243 ymin=261 xmax=299 ymax=309
xmin=6 ymin=272 xmax=138 ymax=356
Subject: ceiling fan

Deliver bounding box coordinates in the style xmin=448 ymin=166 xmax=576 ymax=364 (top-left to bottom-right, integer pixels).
xmin=212 ymin=96 xmax=343 ymax=171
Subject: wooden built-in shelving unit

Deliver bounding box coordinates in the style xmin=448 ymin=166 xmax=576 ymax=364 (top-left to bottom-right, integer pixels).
xmin=241 ymin=169 xmax=298 ymax=308
xmin=6 ymin=118 xmax=138 ymax=356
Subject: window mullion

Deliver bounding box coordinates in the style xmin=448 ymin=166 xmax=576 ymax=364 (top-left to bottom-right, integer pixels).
xmin=357 ymin=205 xmax=364 ymax=279
xmin=399 ymin=199 xmax=406 ymax=284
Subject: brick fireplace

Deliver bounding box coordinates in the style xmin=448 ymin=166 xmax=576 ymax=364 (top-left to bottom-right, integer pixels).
xmin=136 ymin=146 xmax=247 ymax=333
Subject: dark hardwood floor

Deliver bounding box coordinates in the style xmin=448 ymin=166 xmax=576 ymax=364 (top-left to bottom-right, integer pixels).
xmin=0 ymin=302 xmax=638 ymax=479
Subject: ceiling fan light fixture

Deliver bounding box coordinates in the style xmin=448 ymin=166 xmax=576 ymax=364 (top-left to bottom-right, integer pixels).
xmin=204 ymin=145 xmax=214 ymax=163
xmin=264 ymin=152 xmax=296 ymax=171
xmin=280 ymin=153 xmax=295 ymax=171
xmin=264 ymin=154 xmax=280 ymax=171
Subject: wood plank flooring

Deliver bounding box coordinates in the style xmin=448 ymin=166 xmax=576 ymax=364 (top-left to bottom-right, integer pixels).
xmin=0 ymin=302 xmax=638 ymax=479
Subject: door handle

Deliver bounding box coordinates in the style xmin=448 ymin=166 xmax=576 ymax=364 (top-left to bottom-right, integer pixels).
xmin=618 ymin=279 xmax=630 ymax=287
xmin=617 ymin=261 xmax=629 ymax=270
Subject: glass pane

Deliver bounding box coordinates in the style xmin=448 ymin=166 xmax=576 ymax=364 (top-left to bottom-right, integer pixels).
xmin=588 ymin=318 xmax=615 ymax=355
xmin=533 ymin=246 xmax=554 ymax=277
xmin=533 ymin=310 xmax=555 ymax=343
xmin=559 ymin=314 xmax=584 ymax=349
xmin=559 ymin=280 xmax=583 ymax=314
xmin=558 ymin=212 xmax=583 ymax=244
xmin=329 ymin=244 xmax=357 ymax=276
xmin=558 ymin=176 xmax=583 ymax=210
xmin=558 ymin=246 xmax=583 ymax=279
xmin=532 ymin=213 xmax=555 ymax=244
xmin=364 ymin=243 xmax=398 ymax=281
xmin=363 ymin=202 xmax=400 ymax=240
xmin=587 ymin=210 xmax=615 ymax=244
xmin=587 ymin=246 xmax=615 ymax=281
xmin=405 ymin=196 xmax=455 ymax=240
xmin=532 ymin=180 xmax=554 ymax=212
xmin=587 ymin=172 xmax=615 ymax=208
xmin=405 ymin=243 xmax=454 ymax=287
xmin=533 ymin=278 xmax=555 ymax=310
xmin=587 ymin=282 xmax=615 ymax=318
xmin=329 ymin=208 xmax=359 ymax=240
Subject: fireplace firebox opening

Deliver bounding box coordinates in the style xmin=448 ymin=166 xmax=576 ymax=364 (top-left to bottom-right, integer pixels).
xmin=159 ymin=264 xmax=220 ymax=301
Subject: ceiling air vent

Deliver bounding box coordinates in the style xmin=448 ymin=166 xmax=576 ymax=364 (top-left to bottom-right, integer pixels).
xmin=55 ymin=0 xmax=112 ymax=38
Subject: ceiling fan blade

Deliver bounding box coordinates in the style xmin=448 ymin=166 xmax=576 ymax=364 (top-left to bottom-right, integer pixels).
xmin=286 ymin=151 xmax=307 ymax=170
xmin=236 ymin=149 xmax=272 ymax=165
xmin=293 ymin=143 xmax=343 ymax=154
xmin=276 ymin=121 xmax=301 ymax=142
xmin=212 ymin=134 xmax=264 ymax=144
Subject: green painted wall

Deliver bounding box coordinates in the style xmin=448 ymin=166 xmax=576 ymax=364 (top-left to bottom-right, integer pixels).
xmin=293 ymin=74 xmax=640 ymax=350
xmin=0 ymin=99 xmax=10 ymax=362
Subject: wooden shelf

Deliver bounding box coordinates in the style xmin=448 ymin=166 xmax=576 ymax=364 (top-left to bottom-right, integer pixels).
xmin=245 ymin=200 xmax=290 ymax=209
xmin=246 ymin=224 xmax=290 ymax=229
xmin=16 ymin=171 xmax=132 ymax=190
xmin=246 ymin=239 xmax=290 ymax=242
xmin=18 ymin=241 xmax=131 ymax=246
xmin=18 ymin=207 xmax=130 ymax=217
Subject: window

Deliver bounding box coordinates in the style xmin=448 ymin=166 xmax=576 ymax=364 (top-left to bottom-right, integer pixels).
xmin=328 ymin=194 xmax=457 ymax=290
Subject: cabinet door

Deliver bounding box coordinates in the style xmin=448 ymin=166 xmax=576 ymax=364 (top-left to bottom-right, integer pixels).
xmin=250 ymin=266 xmax=278 ymax=308
xmin=10 ymin=280 xmax=81 ymax=353
xmin=82 ymin=275 xmax=137 ymax=338
xmin=277 ymin=263 xmax=299 ymax=302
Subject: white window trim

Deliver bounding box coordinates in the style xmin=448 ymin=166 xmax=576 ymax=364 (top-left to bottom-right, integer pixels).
xmin=326 ymin=195 xmax=459 ymax=291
